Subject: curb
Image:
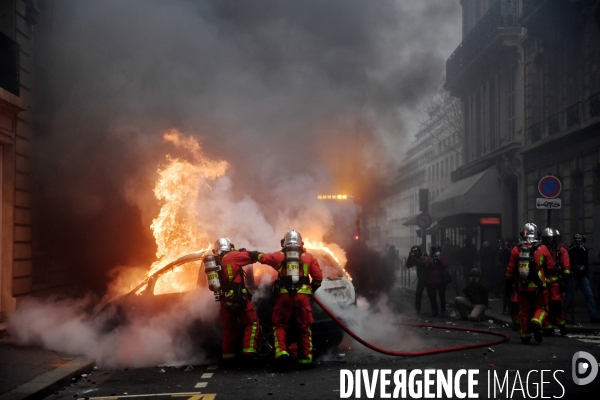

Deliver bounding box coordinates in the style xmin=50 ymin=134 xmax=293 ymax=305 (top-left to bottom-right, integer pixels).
xmin=0 ymin=357 xmax=95 ymax=400
xmin=399 ymin=286 xmax=600 ymax=334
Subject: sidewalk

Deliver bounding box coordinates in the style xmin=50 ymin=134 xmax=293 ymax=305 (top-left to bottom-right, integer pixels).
xmin=0 ymin=322 xmax=95 ymax=400
xmin=399 ymin=285 xmax=600 ymax=334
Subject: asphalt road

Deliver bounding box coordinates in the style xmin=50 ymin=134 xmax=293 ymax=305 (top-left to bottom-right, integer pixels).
xmin=44 ymin=289 xmax=600 ymax=400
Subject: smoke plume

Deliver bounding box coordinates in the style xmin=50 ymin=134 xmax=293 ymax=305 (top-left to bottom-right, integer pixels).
xmin=32 ymin=0 xmax=461 ymax=292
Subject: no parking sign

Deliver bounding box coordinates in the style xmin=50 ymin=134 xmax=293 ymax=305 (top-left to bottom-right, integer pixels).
xmin=538 ymin=175 xmax=562 ymax=199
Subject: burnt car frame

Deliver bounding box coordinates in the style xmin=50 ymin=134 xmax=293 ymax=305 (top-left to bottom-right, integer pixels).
xmin=98 ymin=248 xmax=356 ymax=359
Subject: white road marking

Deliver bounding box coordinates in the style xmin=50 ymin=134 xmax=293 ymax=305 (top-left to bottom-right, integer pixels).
xmin=567 ymin=334 xmax=600 ymax=346
xmin=195 ymin=382 xmax=208 ymax=388
xmin=207 ymin=365 xmax=218 ymax=370
xmin=79 ymin=392 xmax=205 ymax=399
xmin=201 ymin=373 xmax=213 ymax=379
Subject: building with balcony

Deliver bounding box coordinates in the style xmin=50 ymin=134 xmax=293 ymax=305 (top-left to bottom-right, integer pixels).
xmin=378 ymin=91 xmax=463 ymax=257
xmin=442 ymin=0 xmax=600 ymax=300
xmin=440 ymin=0 xmax=527 ymax=248
xmin=519 ymin=0 xmax=600 ymax=262
xmin=0 ymin=0 xmax=39 ymax=320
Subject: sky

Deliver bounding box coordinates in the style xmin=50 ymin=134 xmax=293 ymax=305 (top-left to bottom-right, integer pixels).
xmin=32 ymin=0 xmax=462 ymax=292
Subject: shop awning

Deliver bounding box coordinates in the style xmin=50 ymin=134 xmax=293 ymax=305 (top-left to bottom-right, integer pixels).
xmin=430 ymin=166 xmax=501 ymax=219
xmin=402 ymin=215 xmax=419 ymax=226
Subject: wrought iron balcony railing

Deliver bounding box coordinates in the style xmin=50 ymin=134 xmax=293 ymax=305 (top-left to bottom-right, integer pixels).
xmin=0 ymin=31 xmax=20 ymax=96
xmin=527 ymin=92 xmax=600 ymax=144
xmin=446 ymin=0 xmax=518 ymax=82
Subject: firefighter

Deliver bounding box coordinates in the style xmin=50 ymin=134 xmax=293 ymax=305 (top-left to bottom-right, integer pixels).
xmin=506 ymin=222 xmax=547 ymax=344
xmin=406 ymin=245 xmax=428 ymax=315
xmin=250 ymin=230 xmax=323 ymax=371
xmin=203 ymin=237 xmax=259 ymax=363
xmin=541 ymin=228 xmax=570 ymax=336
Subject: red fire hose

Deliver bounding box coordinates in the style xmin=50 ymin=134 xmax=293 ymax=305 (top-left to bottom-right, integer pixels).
xmin=313 ymin=296 xmax=510 ymax=356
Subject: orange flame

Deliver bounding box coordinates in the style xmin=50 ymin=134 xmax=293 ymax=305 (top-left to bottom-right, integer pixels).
xmin=130 ymin=129 xmax=351 ymax=295
xmin=304 ymin=238 xmax=352 ymax=281
xmin=148 ymin=130 xmax=227 ymax=294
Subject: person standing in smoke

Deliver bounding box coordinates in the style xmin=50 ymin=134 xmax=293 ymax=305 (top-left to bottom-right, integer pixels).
xmin=567 ymin=233 xmax=600 ymax=323
xmin=203 ymin=238 xmax=259 ymax=364
xmin=459 ymin=238 xmax=478 ymax=283
xmin=249 ymin=230 xmax=322 ymax=371
xmin=478 ymin=241 xmax=497 ymax=294
xmin=506 ymin=223 xmax=547 ymax=344
xmin=441 ymin=239 xmax=459 ymax=295
xmin=406 ymin=245 xmax=428 ymax=315
xmin=499 ymin=238 xmax=519 ymax=329
xmin=425 ymin=246 xmax=449 ymax=317
xmin=541 ymin=228 xmax=570 ymax=336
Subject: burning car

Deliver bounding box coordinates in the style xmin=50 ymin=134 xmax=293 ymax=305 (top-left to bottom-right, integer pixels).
xmin=98 ymin=247 xmax=356 ymax=358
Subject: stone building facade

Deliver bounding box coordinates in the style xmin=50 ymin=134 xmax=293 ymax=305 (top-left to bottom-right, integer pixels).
xmin=0 ymin=0 xmax=38 ymax=320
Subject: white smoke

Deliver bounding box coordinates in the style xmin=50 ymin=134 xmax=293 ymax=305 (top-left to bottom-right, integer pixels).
xmin=8 ymin=289 xmax=220 ymax=368
xmin=316 ymin=291 xmax=424 ymax=354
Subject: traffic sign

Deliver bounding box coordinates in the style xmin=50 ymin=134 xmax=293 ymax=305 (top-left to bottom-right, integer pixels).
xmin=416 ymin=212 xmax=432 ymax=229
xmin=538 ymin=175 xmax=562 ymax=198
xmin=536 ymin=197 xmax=562 ymax=209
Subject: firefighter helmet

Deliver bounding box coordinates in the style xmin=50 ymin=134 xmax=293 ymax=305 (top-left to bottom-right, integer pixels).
xmin=213 ymin=237 xmax=234 ymax=255
xmin=541 ymin=227 xmax=555 ymax=247
xmin=281 ymin=230 xmax=303 ymax=248
xmin=554 ymin=229 xmax=562 ymax=243
xmin=574 ymin=233 xmax=586 ymax=243
xmin=523 ymin=222 xmax=538 ymax=243
xmin=542 ymin=227 xmax=555 ymax=238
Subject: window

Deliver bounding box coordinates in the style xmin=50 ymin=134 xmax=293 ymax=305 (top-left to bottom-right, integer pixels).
xmin=507 ymin=66 xmax=516 ymax=142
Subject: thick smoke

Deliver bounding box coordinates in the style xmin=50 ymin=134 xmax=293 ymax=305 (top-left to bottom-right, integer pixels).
xmin=33 ymin=0 xmax=461 ymax=292
xmin=8 ymin=290 xmax=221 ymax=368
xmin=14 ymin=1 xmax=461 ymax=366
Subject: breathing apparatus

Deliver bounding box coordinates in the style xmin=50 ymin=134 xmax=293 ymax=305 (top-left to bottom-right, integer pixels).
xmin=203 ymin=253 xmax=224 ymax=301
xmin=203 ymin=237 xmax=235 ymax=301
xmin=279 ymin=230 xmax=309 ymax=294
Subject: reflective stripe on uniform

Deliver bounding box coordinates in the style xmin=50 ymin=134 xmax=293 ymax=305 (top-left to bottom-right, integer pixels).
xmin=227 ymin=264 xmax=234 ymax=281
xmin=279 ymin=286 xmax=312 ymax=295
xmin=273 ymin=326 xmax=289 ymax=358
xmin=243 ymin=321 xmax=258 ymax=353
xmin=298 ymin=325 xmax=313 ymax=363
xmin=223 ymin=353 xmax=236 ymax=359
xmin=531 ymin=311 xmax=546 ymax=326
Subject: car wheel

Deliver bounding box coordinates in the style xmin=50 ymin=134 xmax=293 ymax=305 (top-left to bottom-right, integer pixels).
xmin=257 ymin=323 xmax=274 ymax=357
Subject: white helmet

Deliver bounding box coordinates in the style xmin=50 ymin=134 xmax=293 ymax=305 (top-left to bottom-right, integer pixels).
xmin=213 ymin=237 xmax=234 ymax=255
xmin=281 ymin=230 xmax=303 ymax=248
xmin=523 ymin=222 xmax=538 ymax=243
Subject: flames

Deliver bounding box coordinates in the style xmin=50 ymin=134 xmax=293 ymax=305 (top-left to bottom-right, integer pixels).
xmin=304 ymin=239 xmax=352 ymax=281
xmin=124 ymin=129 xmax=350 ymax=296
xmin=148 ymin=130 xmax=227 ymax=294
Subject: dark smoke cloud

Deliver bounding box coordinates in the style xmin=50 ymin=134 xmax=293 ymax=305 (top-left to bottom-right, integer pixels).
xmin=32 ymin=0 xmax=461 ymax=292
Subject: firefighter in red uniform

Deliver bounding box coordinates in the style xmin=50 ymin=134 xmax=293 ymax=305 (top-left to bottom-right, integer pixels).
xmin=542 ymin=228 xmax=570 ymax=336
xmin=506 ymin=223 xmax=547 ymax=343
xmin=203 ymin=237 xmax=259 ymax=362
xmin=251 ymin=230 xmax=322 ymax=370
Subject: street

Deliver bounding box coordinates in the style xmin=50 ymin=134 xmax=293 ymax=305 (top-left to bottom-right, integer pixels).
xmin=44 ymin=289 xmax=600 ymax=400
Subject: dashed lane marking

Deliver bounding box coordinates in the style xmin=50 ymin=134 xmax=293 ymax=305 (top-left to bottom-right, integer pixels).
xmin=201 ymin=373 xmax=213 ymax=379
xmin=194 ymin=383 xmax=208 ymax=388
xmin=207 ymin=365 xmax=218 ymax=370
xmin=78 ymin=393 xmax=215 ymax=400
xmin=567 ymin=334 xmax=600 ymax=346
